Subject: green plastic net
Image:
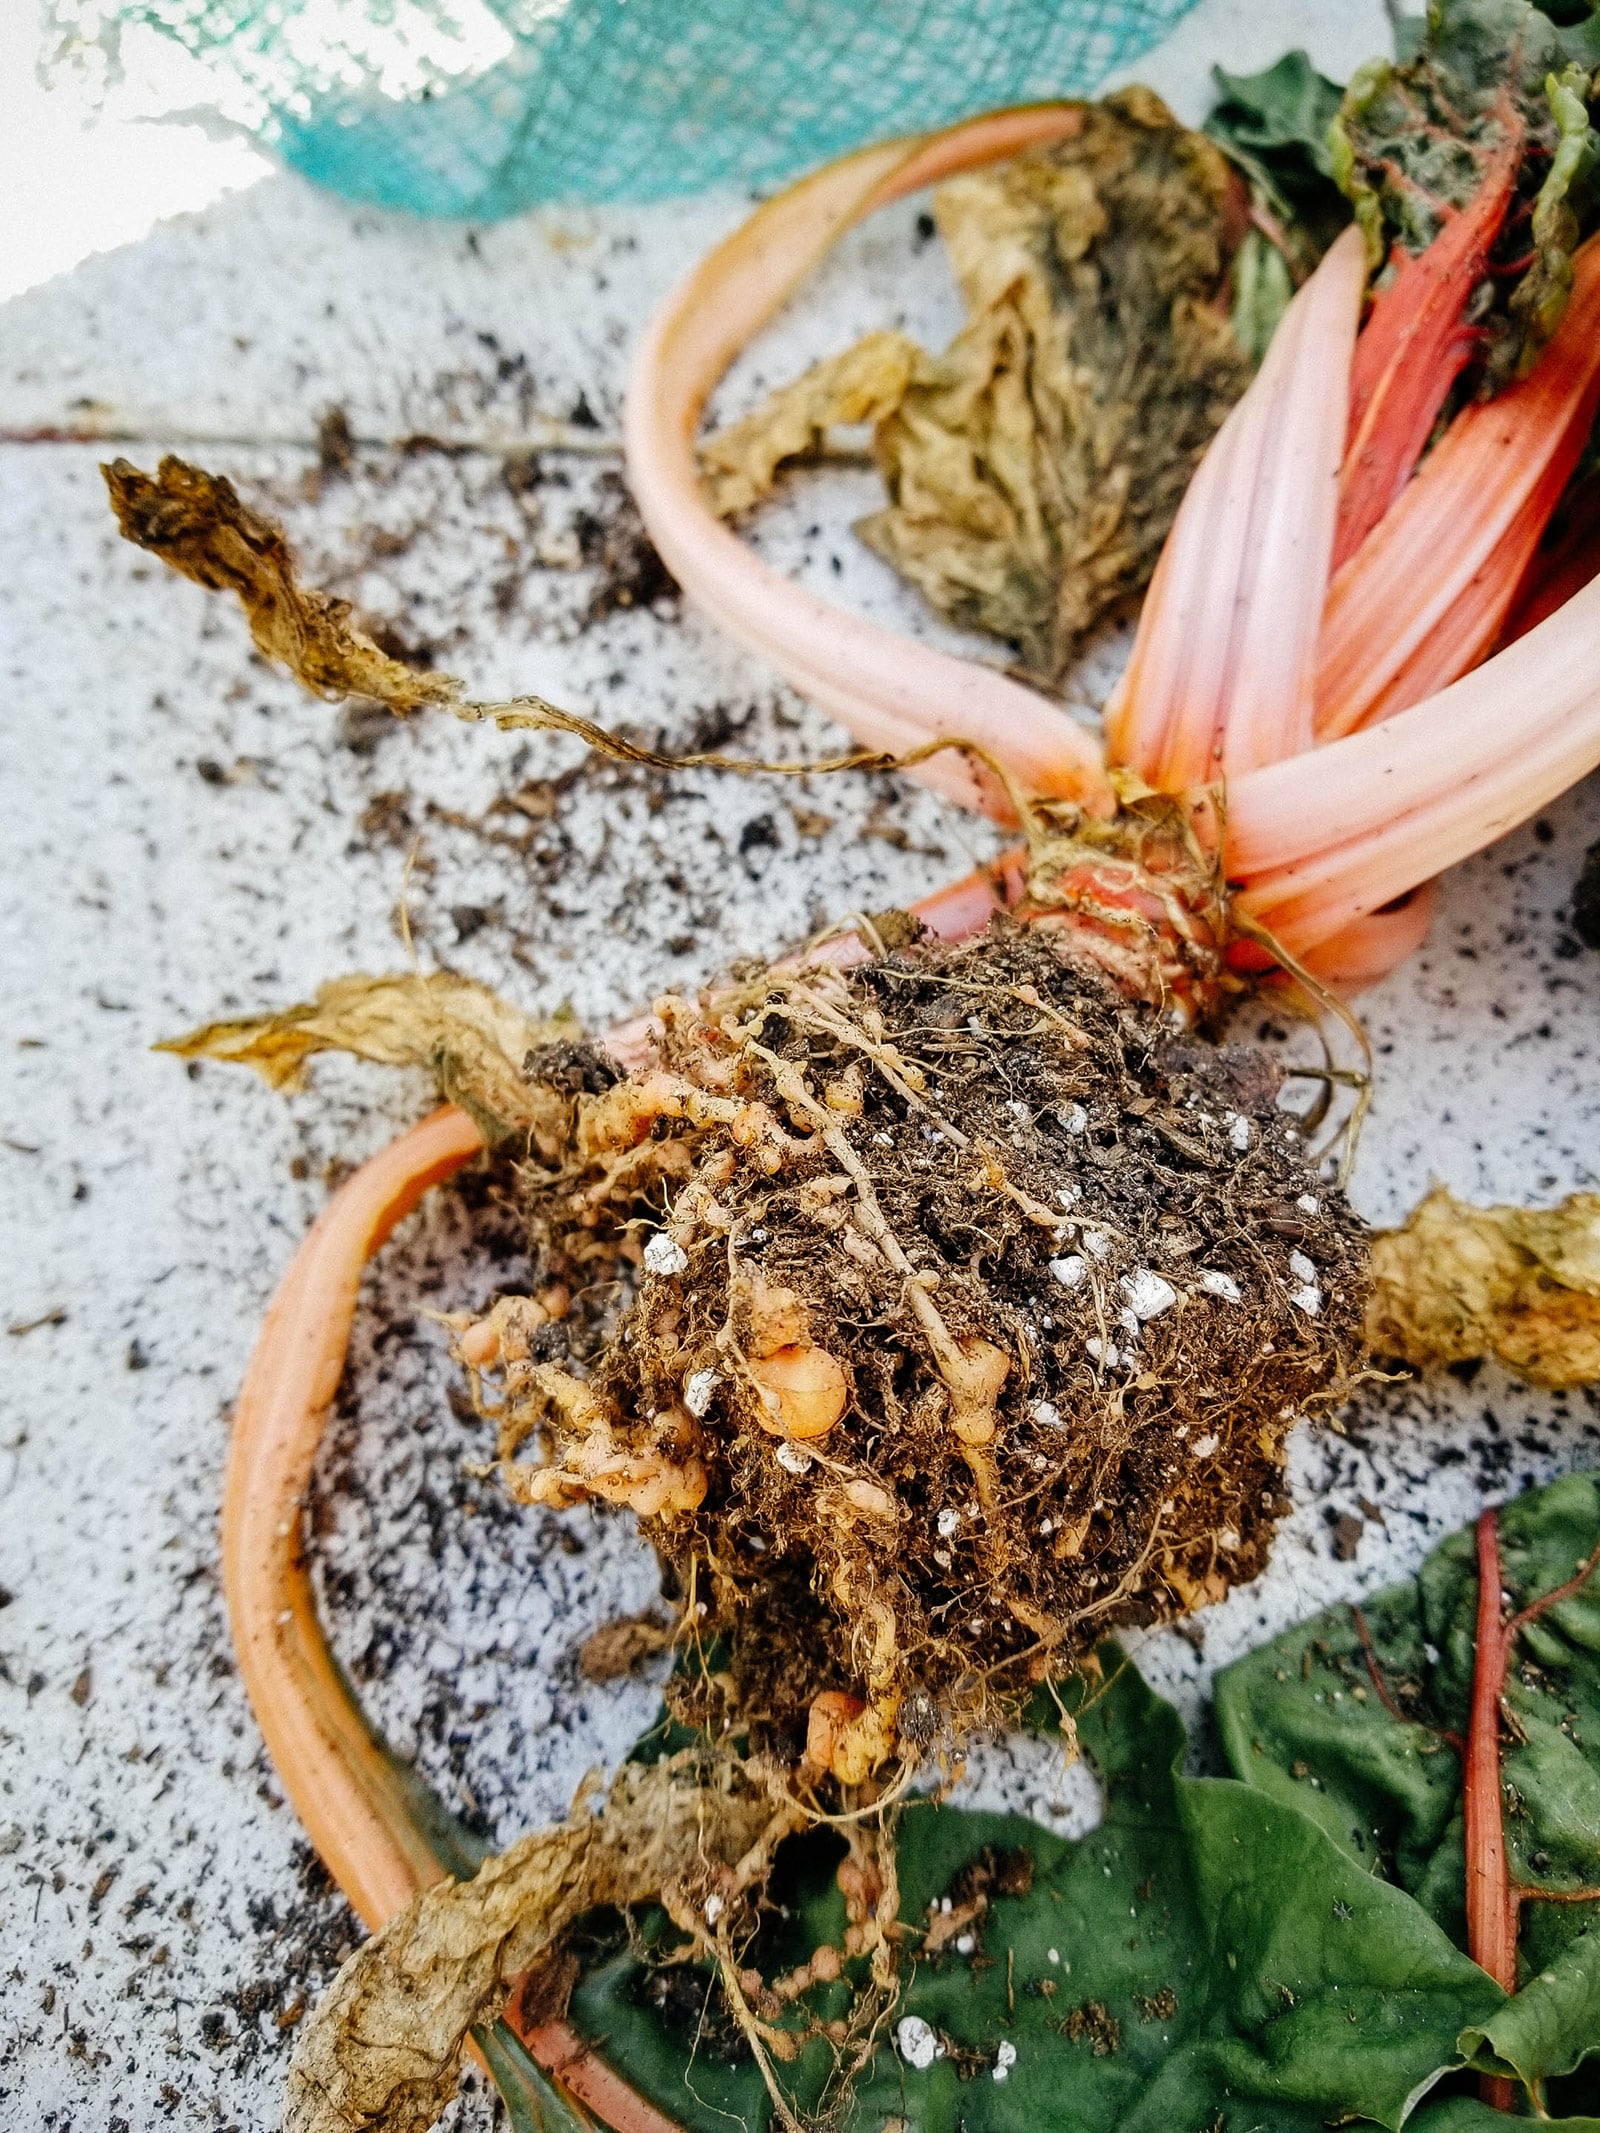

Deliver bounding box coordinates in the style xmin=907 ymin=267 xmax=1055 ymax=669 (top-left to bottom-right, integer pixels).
xmin=49 ymin=0 xmax=1204 ymax=219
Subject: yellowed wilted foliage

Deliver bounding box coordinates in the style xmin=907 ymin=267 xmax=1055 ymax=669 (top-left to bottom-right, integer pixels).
xmin=157 ymin=971 xmax=575 ymax=1152
xmin=1367 ymin=1185 xmax=1600 ymax=1387
xmin=285 ymin=1750 xmax=789 ymax=2133
xmin=104 ymin=456 xmax=458 ymax=712
xmin=701 ymin=89 xmax=1250 ymax=680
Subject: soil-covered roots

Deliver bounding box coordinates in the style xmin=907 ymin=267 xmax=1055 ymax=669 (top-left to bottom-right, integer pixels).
xmin=285 ymin=1744 xmax=819 ymax=2133
xmin=463 ymin=921 xmax=1367 ymax=1769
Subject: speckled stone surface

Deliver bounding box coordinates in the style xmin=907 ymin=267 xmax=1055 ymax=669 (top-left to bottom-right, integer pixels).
xmin=8 ymin=2 xmax=1600 ymax=2124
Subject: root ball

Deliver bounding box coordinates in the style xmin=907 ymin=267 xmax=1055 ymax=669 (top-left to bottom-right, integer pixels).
xmin=480 ymin=921 xmax=1367 ymax=1758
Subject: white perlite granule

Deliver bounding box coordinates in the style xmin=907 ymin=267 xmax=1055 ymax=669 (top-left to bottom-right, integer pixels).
xmin=683 ymin=1367 xmax=719 ymax=1416
xmin=896 ymin=2016 xmax=938 ymax=2070
xmin=1121 ymin=1268 xmax=1178 ymax=1320
xmin=643 ymin=1232 xmax=688 ymax=1276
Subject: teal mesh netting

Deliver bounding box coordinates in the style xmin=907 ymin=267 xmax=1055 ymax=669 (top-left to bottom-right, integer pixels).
xmin=52 ymin=0 xmax=1205 ymax=219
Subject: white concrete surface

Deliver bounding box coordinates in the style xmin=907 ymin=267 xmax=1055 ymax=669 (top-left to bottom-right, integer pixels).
xmin=5 ymin=1 xmax=1599 ymax=2125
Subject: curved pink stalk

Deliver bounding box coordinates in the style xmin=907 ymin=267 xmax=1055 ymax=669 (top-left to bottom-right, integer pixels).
xmin=624 ymin=107 xmax=1114 ymax=824
xmin=1327 ymin=450 xmax=1576 ymax=735
xmin=1315 ymin=239 xmax=1600 ymax=741
xmin=1229 ymin=571 xmax=1600 ymax=955
xmin=1225 ymin=884 xmax=1439 ymax=989
xmin=224 ymin=1106 xmax=689 ymax=2128
xmin=225 ymin=1105 xmax=486 ymax=1933
xmin=1294 ymin=889 xmax=1438 ymax=991
xmin=1333 ymin=152 xmax=1516 ymax=572
xmin=1105 ymin=225 xmax=1365 ymax=789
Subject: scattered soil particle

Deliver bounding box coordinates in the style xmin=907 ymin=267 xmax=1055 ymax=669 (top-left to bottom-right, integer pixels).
xmin=450 ymin=904 xmax=498 ymax=943
xmin=357 ymin=789 xmax=414 ymax=844
xmin=213 ymin=1842 xmax=364 ymax=2074
xmin=337 ymin=701 xmax=400 ymax=756
xmin=1329 ymin=1508 xmax=1365 ymax=1561
xmin=316 ymin=408 xmax=355 ymax=485
xmin=1135 ymin=1986 xmax=1177 ymax=2021
xmin=573 ymin=471 xmax=679 ymax=621
xmin=924 ymin=1843 xmax=1036 ymax=1955
xmin=360 ymin=614 xmax=440 ymax=673
xmin=577 ymin=1609 xmax=674 ymax=1682
xmin=1061 ymin=1999 xmax=1122 ymax=2054
xmin=631 ymin=1959 xmax=751 ymax=2064
xmin=503 ymin=449 xmax=543 ymax=502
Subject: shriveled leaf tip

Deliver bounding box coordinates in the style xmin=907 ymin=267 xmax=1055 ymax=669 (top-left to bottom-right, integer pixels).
xmin=103 ymin=455 xmax=457 ymax=714
xmin=158 ymin=970 xmax=577 ymax=1152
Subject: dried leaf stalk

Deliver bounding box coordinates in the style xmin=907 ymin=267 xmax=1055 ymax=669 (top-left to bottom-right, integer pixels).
xmin=159 ymin=971 xmax=576 ymax=1151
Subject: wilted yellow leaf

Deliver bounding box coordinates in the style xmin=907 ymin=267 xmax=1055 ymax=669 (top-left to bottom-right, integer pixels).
xmin=700 ymin=89 xmax=1251 ymax=682
xmin=105 ymin=455 xmax=909 ymax=784
xmin=285 ymin=1750 xmax=783 ymax=2133
xmin=702 ymin=331 xmax=920 ymax=515
xmin=1367 ymin=1185 xmax=1600 ymax=1388
xmin=104 ymin=457 xmax=456 ymax=714
xmin=158 ymin=971 xmax=577 ymax=1152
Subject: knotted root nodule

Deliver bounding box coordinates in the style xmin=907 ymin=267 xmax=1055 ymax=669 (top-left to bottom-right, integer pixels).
xmin=462 ymin=920 xmax=1366 ymax=1775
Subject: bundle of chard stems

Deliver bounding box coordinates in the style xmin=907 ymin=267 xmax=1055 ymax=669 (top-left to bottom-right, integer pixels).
xmin=214 ymin=106 xmax=1600 ymax=2122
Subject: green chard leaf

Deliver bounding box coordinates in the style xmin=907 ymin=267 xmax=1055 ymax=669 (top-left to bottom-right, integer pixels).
xmin=1461 ymin=1922 xmax=1600 ymax=2090
xmin=1215 ymin=1469 xmax=1600 ymax=2108
xmin=1204 ymin=51 xmax=1353 ymax=356
xmin=1205 ymin=49 xmax=1349 ymax=240
xmin=1412 ymin=2100 xmax=1600 ymax=2133
xmin=570 ymin=1652 xmax=1500 ymax=2132
xmin=1330 ymin=0 xmax=1600 ymax=385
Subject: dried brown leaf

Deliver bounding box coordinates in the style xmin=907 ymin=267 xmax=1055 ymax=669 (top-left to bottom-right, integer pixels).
xmin=285 ymin=1751 xmax=785 ymax=2133
xmin=702 ymin=331 xmax=920 ymax=516
xmin=106 ymin=454 xmax=930 ymax=798
xmin=700 ymin=89 xmax=1250 ymax=681
xmin=103 ymin=457 xmax=456 ymax=714
xmin=1366 ymin=1185 xmax=1600 ymax=1387
xmin=156 ymin=971 xmax=574 ymax=1151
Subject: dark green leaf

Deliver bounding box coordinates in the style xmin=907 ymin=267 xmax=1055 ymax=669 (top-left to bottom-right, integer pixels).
xmin=1208 ymin=51 xmax=1344 ymax=185
xmin=1330 ymin=0 xmax=1600 ymax=384
xmin=1216 ymin=1470 xmax=1600 ymax=2101
xmin=1204 ymin=50 xmax=1352 ymax=275
xmin=1461 ymin=1922 xmax=1600 ymax=2087
xmin=571 ymin=1650 xmax=1500 ymax=2131
xmin=1412 ymin=2098 xmax=1600 ymax=2132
